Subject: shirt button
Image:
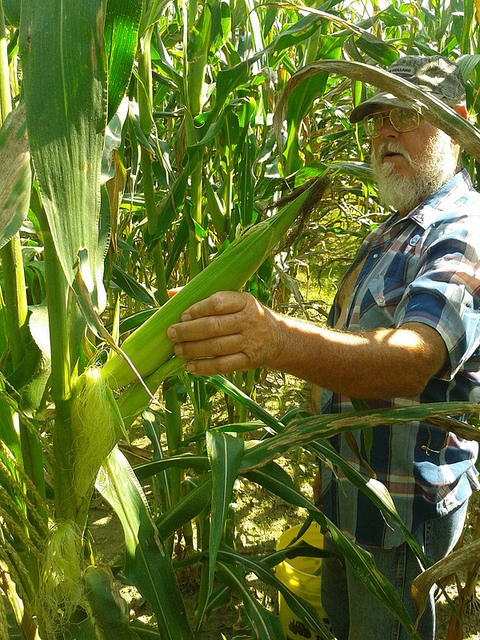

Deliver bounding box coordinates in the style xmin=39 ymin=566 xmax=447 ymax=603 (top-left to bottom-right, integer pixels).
xmin=372 ymin=253 xmax=378 ymax=259
xmin=378 ymin=296 xmax=385 ymax=304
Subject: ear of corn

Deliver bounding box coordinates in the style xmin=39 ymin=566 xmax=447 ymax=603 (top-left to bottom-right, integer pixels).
xmin=71 ymin=369 xmax=126 ymax=505
xmin=116 ymin=356 xmax=186 ymax=428
xmin=101 ymin=177 xmax=329 ymax=390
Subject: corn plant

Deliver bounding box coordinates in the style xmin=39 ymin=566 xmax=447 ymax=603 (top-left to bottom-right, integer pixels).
xmin=1 ymin=0 xmax=480 ymax=639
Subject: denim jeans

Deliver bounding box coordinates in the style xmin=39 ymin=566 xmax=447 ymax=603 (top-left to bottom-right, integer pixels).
xmin=320 ymin=501 xmax=468 ymax=640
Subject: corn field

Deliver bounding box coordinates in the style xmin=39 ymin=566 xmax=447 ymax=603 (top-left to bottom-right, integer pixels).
xmin=1 ymin=0 xmax=480 ymax=638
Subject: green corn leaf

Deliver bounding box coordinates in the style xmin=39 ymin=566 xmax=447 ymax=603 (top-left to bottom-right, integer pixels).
xmin=283 ymin=72 xmax=329 ymax=174
xmin=96 ymin=447 xmax=194 ymax=640
xmin=19 ymin=0 xmax=107 ymax=303
xmin=215 ymin=562 xmax=286 ymax=640
xmin=105 ymin=0 xmax=141 ymax=123
xmin=246 ymin=449 xmax=426 ymax=573
xmin=275 ymin=59 xmax=480 ymax=162
xmin=308 ymin=439 xmax=427 ymax=565
xmin=140 ymin=0 xmax=172 ymax=35
xmin=155 ymin=474 xmax=212 ymax=542
xmin=3 ymin=0 xmax=20 ymax=27
xmin=210 ymin=1 xmax=231 ymax=49
xmin=84 ymin=565 xmax=141 ymax=639
xmin=204 ymin=431 xmax=244 ymax=610
xmin=207 ymin=374 xmax=286 ymax=433
xmin=217 ymin=547 xmax=334 ymax=640
xmin=240 ymin=401 xmax=480 ymax=472
xmin=354 ymin=33 xmax=399 ymax=66
xmin=129 ymin=622 xmax=162 ymax=639
xmin=242 ymin=466 xmax=419 ymax=638
xmin=0 ymin=104 xmax=31 ymax=251
xmin=111 ymin=263 xmax=157 ymax=306
xmin=134 ymin=454 xmax=211 ymax=483
xmin=0 ymin=379 xmax=21 ymax=463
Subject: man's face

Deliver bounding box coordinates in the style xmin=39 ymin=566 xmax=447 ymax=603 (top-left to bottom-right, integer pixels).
xmin=370 ymin=107 xmax=459 ymax=216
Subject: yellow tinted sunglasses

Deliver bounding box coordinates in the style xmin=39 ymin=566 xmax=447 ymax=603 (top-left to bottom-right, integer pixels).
xmin=363 ymin=108 xmax=420 ymax=138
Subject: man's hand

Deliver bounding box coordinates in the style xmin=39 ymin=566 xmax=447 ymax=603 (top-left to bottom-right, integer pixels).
xmin=167 ymin=291 xmax=283 ymax=375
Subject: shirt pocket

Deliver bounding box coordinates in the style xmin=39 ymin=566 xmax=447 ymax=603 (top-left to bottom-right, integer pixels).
xmin=360 ymin=275 xmax=407 ymax=327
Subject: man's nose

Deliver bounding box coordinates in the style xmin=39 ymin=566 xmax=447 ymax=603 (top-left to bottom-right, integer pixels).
xmin=378 ymin=113 xmax=398 ymax=138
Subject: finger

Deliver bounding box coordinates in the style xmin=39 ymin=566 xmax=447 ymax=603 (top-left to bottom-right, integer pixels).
xmin=180 ymin=291 xmax=248 ymax=321
xmin=168 ymin=312 xmax=245 ymax=343
xmin=173 ymin=334 xmax=244 ymax=359
xmin=167 ymin=286 xmax=183 ymax=298
xmin=185 ymin=353 xmax=250 ymax=376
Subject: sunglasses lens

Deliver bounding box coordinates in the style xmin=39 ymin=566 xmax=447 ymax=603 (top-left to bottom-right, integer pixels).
xmin=363 ymin=108 xmax=419 ymax=137
xmin=363 ymin=113 xmax=382 ymax=137
xmin=390 ymin=108 xmax=419 ymax=132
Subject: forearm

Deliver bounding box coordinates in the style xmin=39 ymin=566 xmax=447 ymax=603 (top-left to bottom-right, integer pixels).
xmin=268 ymin=314 xmax=446 ymax=399
xmin=167 ymin=292 xmax=447 ymax=398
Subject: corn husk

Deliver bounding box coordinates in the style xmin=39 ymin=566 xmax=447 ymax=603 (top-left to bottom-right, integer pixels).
xmin=101 ymin=176 xmax=329 ymax=390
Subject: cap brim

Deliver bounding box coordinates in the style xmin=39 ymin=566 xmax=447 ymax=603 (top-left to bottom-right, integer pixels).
xmin=349 ymin=92 xmax=411 ymax=123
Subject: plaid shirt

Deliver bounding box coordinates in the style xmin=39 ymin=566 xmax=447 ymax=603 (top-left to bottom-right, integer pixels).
xmin=321 ymin=170 xmax=480 ymax=548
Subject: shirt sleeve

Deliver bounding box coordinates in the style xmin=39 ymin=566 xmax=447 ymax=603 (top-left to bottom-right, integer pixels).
xmin=394 ymin=225 xmax=480 ymax=380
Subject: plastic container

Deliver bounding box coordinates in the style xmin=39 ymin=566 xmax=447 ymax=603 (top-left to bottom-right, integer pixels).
xmin=276 ymin=522 xmax=331 ymax=639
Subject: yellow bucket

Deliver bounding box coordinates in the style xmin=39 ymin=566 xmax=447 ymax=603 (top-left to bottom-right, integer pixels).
xmin=276 ymin=522 xmax=331 ymax=639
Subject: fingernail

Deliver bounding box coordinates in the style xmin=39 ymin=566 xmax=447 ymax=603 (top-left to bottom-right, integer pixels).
xmin=167 ymin=327 xmax=176 ymax=340
xmin=181 ymin=312 xmax=191 ymax=321
xmin=186 ymin=362 xmax=196 ymax=373
xmin=173 ymin=344 xmax=183 ymax=356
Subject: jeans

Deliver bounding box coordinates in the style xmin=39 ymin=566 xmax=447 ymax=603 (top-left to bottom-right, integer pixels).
xmin=320 ymin=501 xmax=468 ymax=640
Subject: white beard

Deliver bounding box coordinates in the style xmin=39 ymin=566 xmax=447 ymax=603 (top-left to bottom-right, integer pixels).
xmin=371 ymin=131 xmax=459 ymax=215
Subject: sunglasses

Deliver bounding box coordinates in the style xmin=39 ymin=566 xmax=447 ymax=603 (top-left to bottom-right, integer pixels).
xmin=363 ymin=108 xmax=420 ymax=138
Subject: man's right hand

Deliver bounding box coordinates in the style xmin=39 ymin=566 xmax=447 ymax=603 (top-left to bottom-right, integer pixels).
xmin=167 ymin=291 xmax=285 ymax=376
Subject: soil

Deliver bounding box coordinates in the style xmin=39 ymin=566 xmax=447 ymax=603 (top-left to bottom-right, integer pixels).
xmin=88 ymin=373 xmax=480 ymax=639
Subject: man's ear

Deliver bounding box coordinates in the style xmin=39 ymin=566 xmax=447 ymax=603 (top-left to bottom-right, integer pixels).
xmin=450 ymin=104 xmax=468 ymax=152
xmin=454 ymin=104 xmax=468 ymax=119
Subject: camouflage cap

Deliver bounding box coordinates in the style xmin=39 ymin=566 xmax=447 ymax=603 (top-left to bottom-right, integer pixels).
xmin=349 ymin=54 xmax=466 ymax=123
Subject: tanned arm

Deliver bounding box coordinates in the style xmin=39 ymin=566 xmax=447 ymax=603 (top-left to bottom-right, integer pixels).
xmin=167 ymin=291 xmax=447 ymax=399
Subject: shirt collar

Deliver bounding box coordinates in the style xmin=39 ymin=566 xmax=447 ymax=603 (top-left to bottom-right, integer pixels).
xmin=358 ymin=170 xmax=472 ymax=255
xmin=402 ymin=169 xmax=472 ymax=230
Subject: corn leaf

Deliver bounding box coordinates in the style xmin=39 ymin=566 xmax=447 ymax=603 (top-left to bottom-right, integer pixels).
xmin=105 ymin=0 xmax=141 ymax=123
xmin=240 ymin=401 xmax=480 ymax=472
xmin=207 ymin=373 xmax=286 ymax=432
xmin=0 ymin=103 xmax=31 ymax=251
xmin=308 ymin=439 xmax=427 ymax=565
xmin=134 ymin=454 xmax=211 ymax=482
xmin=19 ymin=0 xmax=107 ymax=302
xmin=218 ymin=547 xmax=335 ymax=640
xmin=204 ymin=431 xmax=244 ymax=610
xmin=0 ymin=379 xmax=21 ymax=462
xmin=96 ymin=447 xmax=194 ymax=640
xmin=275 ymin=59 xmax=480 ymax=163
xmin=411 ymin=538 xmax=480 ymax=624
xmin=84 ymin=565 xmax=141 ymax=639
xmin=216 ymin=562 xmax=286 ymax=640
xmin=156 ymin=474 xmax=212 ymax=541
xmin=3 ymin=0 xmax=20 ymax=27
xmin=243 ymin=464 xmax=419 ymax=639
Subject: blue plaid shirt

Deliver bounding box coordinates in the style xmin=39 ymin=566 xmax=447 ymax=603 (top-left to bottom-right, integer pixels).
xmin=321 ymin=170 xmax=480 ymax=548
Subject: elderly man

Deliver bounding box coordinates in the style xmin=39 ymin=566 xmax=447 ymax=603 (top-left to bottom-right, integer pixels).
xmin=168 ymin=55 xmax=480 ymax=639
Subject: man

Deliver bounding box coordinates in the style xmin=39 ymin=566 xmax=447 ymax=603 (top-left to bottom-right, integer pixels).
xmin=167 ymin=55 xmax=480 ymax=639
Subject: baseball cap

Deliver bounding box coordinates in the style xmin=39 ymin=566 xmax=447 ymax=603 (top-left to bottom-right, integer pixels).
xmin=349 ymin=55 xmax=466 ymax=123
